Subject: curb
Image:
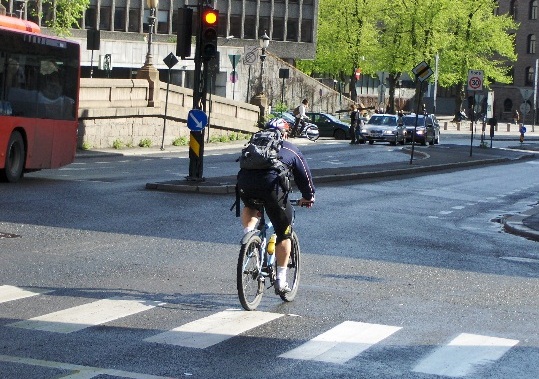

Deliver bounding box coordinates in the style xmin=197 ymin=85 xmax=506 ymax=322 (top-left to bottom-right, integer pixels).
xmin=503 ymin=207 xmax=539 ymax=242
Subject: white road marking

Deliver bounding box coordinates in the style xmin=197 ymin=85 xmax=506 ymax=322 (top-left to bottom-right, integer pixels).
xmin=412 ymin=333 xmax=519 ymax=377
xmin=0 ymin=354 xmax=176 ymax=379
xmin=8 ymin=298 xmax=162 ymax=334
xmin=439 ymin=211 xmax=453 ymax=215
xmin=452 ymin=206 xmax=465 ymax=210
xmin=0 ymin=285 xmax=51 ymax=304
xmin=144 ymin=308 xmax=283 ymax=349
xmin=501 ymin=256 xmax=539 ymax=264
xmin=279 ymin=321 xmax=402 ymax=364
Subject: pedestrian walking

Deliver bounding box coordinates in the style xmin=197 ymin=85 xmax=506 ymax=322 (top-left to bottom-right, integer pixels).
xmin=349 ymin=104 xmax=359 ymax=144
xmin=291 ymin=99 xmax=309 ymax=137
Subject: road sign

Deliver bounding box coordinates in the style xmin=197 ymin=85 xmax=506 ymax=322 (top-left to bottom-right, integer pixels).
xmin=519 ymin=88 xmax=534 ymax=101
xmin=229 ymin=71 xmax=238 ymax=83
xmin=229 ymin=54 xmax=241 ymax=69
xmin=243 ymin=46 xmax=258 ymax=65
xmin=187 ymin=109 xmax=208 ymax=131
xmin=412 ymin=61 xmax=433 ymax=82
xmin=467 ymin=70 xmax=483 ymax=91
xmin=520 ymin=102 xmax=531 ymax=115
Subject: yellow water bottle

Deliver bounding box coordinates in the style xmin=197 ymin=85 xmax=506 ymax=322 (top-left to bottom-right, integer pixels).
xmin=267 ymin=234 xmax=277 ymax=255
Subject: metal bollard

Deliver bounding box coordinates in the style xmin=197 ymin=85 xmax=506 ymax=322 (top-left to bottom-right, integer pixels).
xmin=507 ymin=123 xmax=511 ymax=132
xmin=444 ymin=121 xmax=448 ymax=130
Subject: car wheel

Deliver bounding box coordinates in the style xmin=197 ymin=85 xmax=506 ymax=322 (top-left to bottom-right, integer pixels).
xmin=420 ymin=138 xmax=427 ymax=146
xmin=368 ymin=140 xmax=374 ymax=145
xmin=334 ymin=129 xmax=347 ymax=140
xmin=1 ymin=131 xmax=25 ymax=183
xmin=428 ymin=137 xmax=434 ymax=146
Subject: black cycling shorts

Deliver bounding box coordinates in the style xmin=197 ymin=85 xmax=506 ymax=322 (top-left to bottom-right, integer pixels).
xmin=238 ymin=183 xmax=293 ymax=243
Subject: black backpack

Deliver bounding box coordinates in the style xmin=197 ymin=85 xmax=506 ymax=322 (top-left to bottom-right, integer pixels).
xmin=238 ymin=129 xmax=287 ymax=172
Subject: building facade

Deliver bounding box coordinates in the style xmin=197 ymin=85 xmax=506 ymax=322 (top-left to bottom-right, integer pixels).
xmin=1 ymin=0 xmax=318 ymax=104
xmin=493 ymin=0 xmax=538 ymax=123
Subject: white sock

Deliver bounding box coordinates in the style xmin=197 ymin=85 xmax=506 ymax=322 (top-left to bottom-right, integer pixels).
xmin=243 ymin=227 xmax=254 ymax=234
xmin=276 ymin=266 xmax=287 ymax=286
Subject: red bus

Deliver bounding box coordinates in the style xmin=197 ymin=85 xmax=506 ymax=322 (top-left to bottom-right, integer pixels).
xmin=0 ymin=14 xmax=80 ymax=182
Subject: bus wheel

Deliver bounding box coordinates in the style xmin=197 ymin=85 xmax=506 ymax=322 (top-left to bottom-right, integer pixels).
xmin=1 ymin=131 xmax=25 ymax=183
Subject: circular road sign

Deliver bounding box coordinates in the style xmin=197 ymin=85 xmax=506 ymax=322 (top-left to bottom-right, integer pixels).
xmin=468 ymin=76 xmax=482 ymax=90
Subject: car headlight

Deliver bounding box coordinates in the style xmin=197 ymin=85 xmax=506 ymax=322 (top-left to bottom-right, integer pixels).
xmin=383 ymin=130 xmax=396 ymax=135
xmin=416 ymin=128 xmax=425 ymax=134
xmin=361 ymin=129 xmax=367 ymax=133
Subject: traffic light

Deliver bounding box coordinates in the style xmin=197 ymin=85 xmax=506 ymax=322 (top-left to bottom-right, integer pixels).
xmin=176 ymin=7 xmax=193 ymax=59
xmin=200 ymin=6 xmax=218 ymax=61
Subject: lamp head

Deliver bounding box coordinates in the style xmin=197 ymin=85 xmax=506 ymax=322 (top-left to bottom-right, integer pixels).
xmin=259 ymin=31 xmax=270 ymax=49
xmin=146 ymin=0 xmax=159 ymax=8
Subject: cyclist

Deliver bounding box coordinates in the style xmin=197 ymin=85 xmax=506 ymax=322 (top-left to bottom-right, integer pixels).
xmin=237 ymin=123 xmax=315 ymax=293
xmin=291 ymin=98 xmax=310 ymax=137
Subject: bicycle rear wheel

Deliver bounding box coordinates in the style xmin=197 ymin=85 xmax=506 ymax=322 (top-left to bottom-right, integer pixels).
xmin=237 ymin=235 xmax=264 ymax=311
xmin=279 ymin=231 xmax=300 ymax=302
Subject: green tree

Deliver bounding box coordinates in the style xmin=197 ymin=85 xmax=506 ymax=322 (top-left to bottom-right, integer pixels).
xmin=437 ymin=0 xmax=517 ymax=119
xmin=40 ymin=0 xmax=90 ymax=37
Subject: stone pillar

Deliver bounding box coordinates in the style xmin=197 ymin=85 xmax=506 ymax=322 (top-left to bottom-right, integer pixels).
xmin=137 ymin=65 xmax=160 ymax=107
xmin=250 ymin=93 xmax=268 ymax=127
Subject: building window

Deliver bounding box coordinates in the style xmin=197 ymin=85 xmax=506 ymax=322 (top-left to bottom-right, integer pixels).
xmin=301 ymin=19 xmax=313 ymax=42
xmin=503 ymin=98 xmax=513 ymax=112
xmin=511 ymin=0 xmax=519 ymax=19
xmin=229 ymin=15 xmax=241 ymax=39
xmin=528 ymin=34 xmax=536 ymax=53
xmin=218 ymin=14 xmax=227 ymax=37
xmin=244 ymin=16 xmax=257 ymax=39
xmin=286 ymin=19 xmax=298 ymax=41
xmin=128 ymin=9 xmax=140 ymax=32
xmin=259 ymin=17 xmax=270 ymax=37
xmin=273 ymin=18 xmax=284 ymax=41
xmin=84 ymin=8 xmax=97 ymax=29
xmin=114 ymin=8 xmax=126 ymax=31
xmin=100 ymin=7 xmax=111 ymax=30
xmin=526 ymin=66 xmax=535 ymax=84
xmin=531 ymin=0 xmax=538 ymax=19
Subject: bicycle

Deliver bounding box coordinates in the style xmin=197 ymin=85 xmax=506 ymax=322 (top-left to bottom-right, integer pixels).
xmin=290 ymin=120 xmax=319 ymax=141
xmin=237 ymin=199 xmax=307 ymax=311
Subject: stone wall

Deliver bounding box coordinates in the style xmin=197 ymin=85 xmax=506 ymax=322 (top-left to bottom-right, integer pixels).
xmin=78 ymin=78 xmax=261 ymax=149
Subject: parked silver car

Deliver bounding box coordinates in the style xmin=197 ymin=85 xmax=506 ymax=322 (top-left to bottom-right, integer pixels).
xmin=360 ymin=114 xmax=407 ymax=145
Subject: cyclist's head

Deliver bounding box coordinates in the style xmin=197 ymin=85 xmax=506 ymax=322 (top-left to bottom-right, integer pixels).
xmin=266 ymin=118 xmax=288 ymax=138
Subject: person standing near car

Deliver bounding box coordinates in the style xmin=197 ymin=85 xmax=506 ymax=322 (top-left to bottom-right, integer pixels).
xmin=291 ymin=98 xmax=309 ymax=137
xmin=349 ymin=103 xmax=359 ymax=144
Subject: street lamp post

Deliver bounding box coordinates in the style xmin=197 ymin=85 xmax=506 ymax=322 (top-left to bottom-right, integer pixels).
xmin=257 ymin=31 xmax=270 ymax=95
xmin=137 ymin=0 xmax=160 ymax=106
xmin=250 ymin=30 xmax=270 ymax=124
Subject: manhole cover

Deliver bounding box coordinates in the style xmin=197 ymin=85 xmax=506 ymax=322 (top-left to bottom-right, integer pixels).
xmin=0 ymin=232 xmax=21 ymax=239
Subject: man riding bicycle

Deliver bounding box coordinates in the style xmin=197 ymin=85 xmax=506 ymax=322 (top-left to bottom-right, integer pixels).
xmin=291 ymin=98 xmax=310 ymax=137
xmin=237 ymin=123 xmax=315 ymax=293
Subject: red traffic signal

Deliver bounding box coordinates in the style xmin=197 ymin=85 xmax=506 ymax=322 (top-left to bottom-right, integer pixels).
xmin=201 ymin=7 xmax=218 ymax=60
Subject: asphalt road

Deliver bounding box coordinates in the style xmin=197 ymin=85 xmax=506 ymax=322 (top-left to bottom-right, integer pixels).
xmin=1 ymin=134 xmax=538 ymax=379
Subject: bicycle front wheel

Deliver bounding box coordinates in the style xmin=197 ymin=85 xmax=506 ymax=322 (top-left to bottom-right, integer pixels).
xmin=304 ymin=126 xmax=320 ymax=141
xmin=237 ymin=235 xmax=264 ymax=311
xmin=279 ymin=231 xmax=301 ymax=302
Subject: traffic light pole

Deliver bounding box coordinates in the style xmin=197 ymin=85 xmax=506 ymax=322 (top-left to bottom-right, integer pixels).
xmin=188 ymin=2 xmax=217 ymax=181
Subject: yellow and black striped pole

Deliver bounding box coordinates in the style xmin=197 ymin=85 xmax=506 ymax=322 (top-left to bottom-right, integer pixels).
xmin=188 ymin=130 xmax=205 ymax=179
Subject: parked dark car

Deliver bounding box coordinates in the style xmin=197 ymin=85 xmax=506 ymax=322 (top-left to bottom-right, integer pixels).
xmin=360 ymin=114 xmax=407 ymax=145
xmin=305 ymin=112 xmax=351 ymax=140
xmin=401 ymin=114 xmax=440 ymax=145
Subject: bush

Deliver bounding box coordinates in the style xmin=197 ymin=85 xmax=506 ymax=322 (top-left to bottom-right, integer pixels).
xmin=172 ymin=136 xmax=189 ymax=146
xmin=81 ymin=141 xmax=92 ymax=150
xmin=112 ymin=139 xmax=124 ymax=149
xmin=138 ymin=138 xmax=152 ymax=147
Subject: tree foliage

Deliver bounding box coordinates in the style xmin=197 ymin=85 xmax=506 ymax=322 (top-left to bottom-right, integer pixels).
xmin=302 ymin=0 xmax=517 ymax=114
xmin=41 ymin=0 xmax=90 ymax=37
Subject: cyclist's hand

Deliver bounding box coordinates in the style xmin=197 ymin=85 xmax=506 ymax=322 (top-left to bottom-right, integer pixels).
xmin=299 ymin=197 xmax=314 ymax=208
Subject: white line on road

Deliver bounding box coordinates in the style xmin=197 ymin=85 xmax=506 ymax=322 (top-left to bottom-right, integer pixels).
xmin=412 ymin=333 xmax=519 ymax=377
xmin=279 ymin=321 xmax=402 ymax=364
xmin=8 ymin=298 xmax=162 ymax=334
xmin=0 ymin=285 xmax=51 ymax=304
xmin=0 ymin=354 xmax=177 ymax=379
xmin=144 ymin=308 xmax=283 ymax=349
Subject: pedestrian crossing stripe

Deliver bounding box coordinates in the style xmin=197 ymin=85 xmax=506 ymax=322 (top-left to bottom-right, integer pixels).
xmin=412 ymin=333 xmax=519 ymax=377
xmin=144 ymin=308 xmax=283 ymax=349
xmin=7 ymin=298 xmax=164 ymax=334
xmin=0 ymin=285 xmax=52 ymax=304
xmin=278 ymin=321 xmax=402 ymax=364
